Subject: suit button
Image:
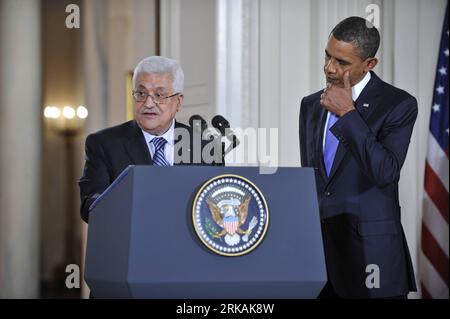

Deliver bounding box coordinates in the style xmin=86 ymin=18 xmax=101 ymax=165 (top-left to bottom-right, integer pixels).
xmin=325 ymin=191 xmax=332 ymax=197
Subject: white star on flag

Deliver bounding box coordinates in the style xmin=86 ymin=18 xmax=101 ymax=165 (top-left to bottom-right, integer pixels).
xmin=445 ymin=48 xmax=449 ymax=56
xmin=436 ymin=85 xmax=445 ymax=94
xmin=432 ymin=103 xmax=441 ymax=112
xmin=439 ymin=67 xmax=447 ymax=75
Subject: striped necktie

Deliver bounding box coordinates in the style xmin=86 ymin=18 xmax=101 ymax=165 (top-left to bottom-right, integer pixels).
xmin=151 ymin=137 xmax=170 ymax=166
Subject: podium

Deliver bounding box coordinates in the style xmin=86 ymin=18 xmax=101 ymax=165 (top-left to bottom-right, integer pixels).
xmin=85 ymin=166 xmax=326 ymax=298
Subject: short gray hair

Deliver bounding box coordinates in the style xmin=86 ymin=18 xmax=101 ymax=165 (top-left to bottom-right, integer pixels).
xmin=132 ymin=56 xmax=184 ymax=93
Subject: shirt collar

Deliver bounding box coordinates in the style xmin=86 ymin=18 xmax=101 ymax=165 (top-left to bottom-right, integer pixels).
xmin=141 ymin=120 xmax=175 ymax=146
xmin=352 ymin=71 xmax=371 ymax=101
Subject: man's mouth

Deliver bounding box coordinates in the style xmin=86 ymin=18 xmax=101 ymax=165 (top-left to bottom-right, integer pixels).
xmin=141 ymin=109 xmax=159 ymax=117
xmin=142 ymin=113 xmax=158 ymax=119
xmin=326 ymin=77 xmax=340 ymax=84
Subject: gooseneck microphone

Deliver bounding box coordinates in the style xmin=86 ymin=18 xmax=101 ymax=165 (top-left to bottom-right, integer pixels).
xmin=189 ymin=114 xmax=208 ymax=133
xmin=211 ymin=115 xmax=229 ymax=136
xmin=211 ymin=115 xmax=240 ymax=153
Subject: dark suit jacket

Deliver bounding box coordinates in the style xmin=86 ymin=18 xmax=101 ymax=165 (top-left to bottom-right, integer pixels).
xmin=79 ymin=120 xmax=223 ymax=223
xmin=299 ymin=72 xmax=418 ymax=298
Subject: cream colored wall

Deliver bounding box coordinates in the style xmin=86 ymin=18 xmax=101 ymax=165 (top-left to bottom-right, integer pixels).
xmin=160 ymin=0 xmax=217 ymax=125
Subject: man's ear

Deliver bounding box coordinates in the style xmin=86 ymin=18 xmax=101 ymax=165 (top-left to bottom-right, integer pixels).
xmin=176 ymin=94 xmax=184 ymax=112
xmin=365 ymin=57 xmax=378 ymax=72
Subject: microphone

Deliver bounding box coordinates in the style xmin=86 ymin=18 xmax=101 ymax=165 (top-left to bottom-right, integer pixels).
xmin=188 ymin=114 xmax=222 ymax=164
xmin=211 ymin=115 xmax=240 ymax=153
xmin=211 ymin=115 xmax=229 ymax=136
xmin=189 ymin=114 xmax=208 ymax=133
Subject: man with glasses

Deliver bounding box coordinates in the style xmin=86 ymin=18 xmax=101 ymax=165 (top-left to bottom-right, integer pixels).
xmin=79 ymin=56 xmax=222 ymax=223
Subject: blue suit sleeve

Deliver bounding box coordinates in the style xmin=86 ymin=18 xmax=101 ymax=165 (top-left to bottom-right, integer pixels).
xmin=330 ymin=96 xmax=418 ymax=188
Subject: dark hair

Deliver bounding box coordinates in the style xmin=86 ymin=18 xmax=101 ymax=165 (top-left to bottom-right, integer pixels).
xmin=331 ymin=16 xmax=380 ymax=60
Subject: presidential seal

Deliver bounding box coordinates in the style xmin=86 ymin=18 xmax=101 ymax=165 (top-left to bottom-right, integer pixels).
xmin=192 ymin=174 xmax=269 ymax=256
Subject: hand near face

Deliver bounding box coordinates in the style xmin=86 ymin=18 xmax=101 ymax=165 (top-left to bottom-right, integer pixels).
xmin=320 ymin=71 xmax=355 ymax=117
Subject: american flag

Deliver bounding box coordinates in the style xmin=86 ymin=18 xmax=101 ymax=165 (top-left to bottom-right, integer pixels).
xmin=420 ymin=2 xmax=449 ymax=299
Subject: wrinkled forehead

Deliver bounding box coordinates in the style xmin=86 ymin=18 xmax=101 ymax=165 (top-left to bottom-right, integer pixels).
xmin=135 ymin=72 xmax=174 ymax=91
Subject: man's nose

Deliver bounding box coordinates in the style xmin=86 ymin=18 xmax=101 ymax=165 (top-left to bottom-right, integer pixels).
xmin=324 ymin=59 xmax=336 ymax=74
xmin=144 ymin=95 xmax=158 ymax=107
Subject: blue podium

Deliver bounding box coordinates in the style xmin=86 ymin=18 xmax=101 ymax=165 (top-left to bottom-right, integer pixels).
xmin=85 ymin=166 xmax=326 ymax=298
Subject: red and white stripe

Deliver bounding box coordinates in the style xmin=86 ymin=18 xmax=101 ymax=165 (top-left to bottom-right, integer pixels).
xmin=224 ymin=220 xmax=239 ymax=235
xmin=421 ymin=133 xmax=449 ymax=299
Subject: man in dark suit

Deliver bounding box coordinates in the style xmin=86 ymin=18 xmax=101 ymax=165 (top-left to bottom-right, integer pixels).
xmin=299 ymin=17 xmax=417 ymax=298
xmin=79 ymin=56 xmax=222 ymax=223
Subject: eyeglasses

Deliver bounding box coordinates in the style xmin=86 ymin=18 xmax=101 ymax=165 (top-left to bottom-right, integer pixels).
xmin=132 ymin=91 xmax=181 ymax=104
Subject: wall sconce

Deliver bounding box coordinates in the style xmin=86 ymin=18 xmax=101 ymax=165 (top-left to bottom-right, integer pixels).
xmin=44 ymin=105 xmax=88 ymax=133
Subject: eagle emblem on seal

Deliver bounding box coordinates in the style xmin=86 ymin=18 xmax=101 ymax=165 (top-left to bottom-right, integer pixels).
xmin=192 ymin=175 xmax=269 ymax=256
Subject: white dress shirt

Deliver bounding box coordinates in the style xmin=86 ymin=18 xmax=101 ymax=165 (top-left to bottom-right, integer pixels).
xmin=141 ymin=120 xmax=175 ymax=166
xmin=323 ymin=72 xmax=372 ymax=150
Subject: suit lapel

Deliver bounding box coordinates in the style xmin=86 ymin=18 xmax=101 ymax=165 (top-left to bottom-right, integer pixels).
xmin=313 ymin=96 xmax=329 ymax=182
xmin=326 ymin=71 xmax=381 ymax=184
xmin=124 ymin=121 xmax=153 ymax=165
xmin=353 ymin=71 xmax=381 ymax=121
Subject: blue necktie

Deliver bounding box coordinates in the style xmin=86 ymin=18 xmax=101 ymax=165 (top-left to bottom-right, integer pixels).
xmin=151 ymin=137 xmax=170 ymax=166
xmin=324 ymin=113 xmax=339 ymax=176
